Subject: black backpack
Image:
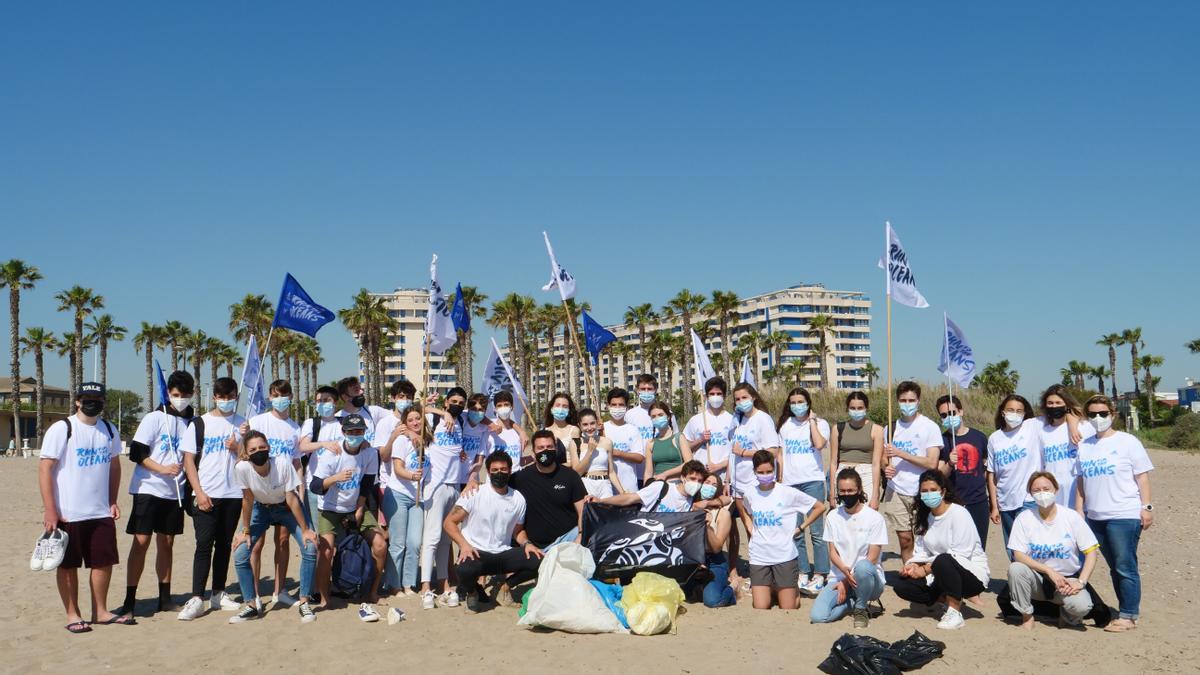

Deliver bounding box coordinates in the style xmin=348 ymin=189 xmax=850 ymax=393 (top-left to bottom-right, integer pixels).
xmin=61 ymin=416 xmax=116 ymax=442
xmin=182 ymin=417 xmax=207 ymax=517
xmin=300 ymin=416 xmax=322 ymax=472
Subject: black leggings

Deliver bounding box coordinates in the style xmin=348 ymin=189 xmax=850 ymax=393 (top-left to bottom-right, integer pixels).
xmin=893 ymin=553 xmax=986 ymax=604
xmin=962 ymin=501 xmax=991 ymax=551
xmin=191 ymin=498 xmax=243 ymax=597
xmin=455 ymin=547 xmax=541 ymax=598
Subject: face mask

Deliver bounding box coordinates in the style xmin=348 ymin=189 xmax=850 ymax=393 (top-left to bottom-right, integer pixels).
xmin=708 ymin=395 xmax=725 ymax=410
xmin=1045 ymin=406 xmax=1068 ymax=421
xmin=790 ymin=403 xmax=809 ymax=417
xmin=1032 ymin=491 xmax=1056 ymax=508
xmin=467 ymin=410 xmax=485 ymax=424
xmin=899 ymin=402 xmax=919 ymax=417
xmin=489 ymin=472 xmax=510 ymax=489
xmin=535 ymin=450 xmax=555 ymax=467
xmin=756 ymin=473 xmax=775 ymax=486
xmin=350 ymin=395 xmax=366 ymax=409
xmin=848 ymin=409 xmax=867 ymax=422
xmin=735 ymin=400 xmax=754 ymax=414
xmin=80 ymin=400 xmax=105 ymax=417
xmin=551 ymin=407 xmax=569 ymax=421
xmin=249 ymin=451 xmax=270 ymax=466
xmin=344 ymin=434 xmax=365 ymax=447
xmin=838 ymin=493 xmax=864 ymax=508
xmin=171 ymin=396 xmax=192 ymax=412
xmin=1092 ymin=415 xmax=1114 ymax=434
xmin=651 ymin=416 xmax=669 ymax=430
xmin=315 ymin=401 xmax=335 ymax=417
xmin=270 ymin=397 xmax=291 ymax=412
xmin=941 ymin=415 xmax=962 ymax=432
xmin=919 ymin=491 xmax=943 ymax=508
xmin=394 ymin=399 xmax=412 ymax=413
xmin=638 ymin=391 xmax=656 ymax=405
xmin=448 ymin=404 xmax=465 ymax=419
xmin=699 ymin=484 xmax=718 ymax=500
xmin=215 ymin=399 xmax=237 ymax=414
xmin=609 ymin=406 xmax=626 ymax=421
xmin=495 ymin=406 xmax=512 ymax=420
xmin=1004 ymin=412 xmax=1025 ymax=429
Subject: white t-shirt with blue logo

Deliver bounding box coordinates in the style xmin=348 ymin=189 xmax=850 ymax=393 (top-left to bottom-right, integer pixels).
xmin=1074 ymin=431 xmax=1153 ymax=521
xmin=181 ymin=412 xmax=246 ymax=500
xmin=459 ymin=419 xmax=496 ymax=484
xmin=1008 ymin=507 xmax=1098 ymax=576
xmin=731 ymin=410 xmax=781 ymax=497
xmin=985 ymin=418 xmax=1044 ymax=511
xmin=493 ymin=426 xmax=525 ymax=471
xmin=313 ymin=445 xmax=379 ymax=514
xmin=383 ymin=434 xmax=430 ymax=502
xmin=249 ymin=412 xmax=301 ymax=460
xmin=1037 ymin=419 xmax=1095 ymax=508
xmin=299 ymin=416 xmax=344 ymax=462
xmin=779 ymin=416 xmax=831 ymax=486
xmin=426 ymin=415 xmax=464 ymax=488
xmin=636 ymin=480 xmax=693 ymax=513
xmin=130 ymin=410 xmax=189 ymax=499
xmin=745 ymin=483 xmax=816 ymax=565
xmin=605 ymin=420 xmax=644 ymax=493
xmin=336 ymin=405 xmax=392 ymax=445
xmin=683 ymin=409 xmax=736 ymax=476
xmin=40 ymin=416 xmax=121 ymax=522
xmin=887 ymin=415 xmax=943 ymax=497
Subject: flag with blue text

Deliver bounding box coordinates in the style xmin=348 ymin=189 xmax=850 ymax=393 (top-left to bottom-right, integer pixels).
xmin=540 ymin=232 xmax=576 ymax=301
xmin=482 ymin=337 xmax=530 ymax=424
xmin=938 ymin=312 xmax=976 ymax=388
xmin=425 ymin=255 xmax=457 ymax=356
xmin=582 ymin=311 xmax=617 ymax=365
xmin=240 ymin=335 xmax=268 ymax=417
xmin=272 ymin=273 xmax=336 ymax=337
xmin=451 ymin=282 xmax=470 ymax=333
xmin=740 ymin=353 xmax=756 ymax=389
xmin=878 ymin=221 xmax=930 ymax=309
xmin=691 ymin=329 xmax=716 ymax=392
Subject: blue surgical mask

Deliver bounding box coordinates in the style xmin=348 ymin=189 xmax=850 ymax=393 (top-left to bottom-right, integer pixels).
xmin=790 ymin=403 xmax=809 ymax=417
xmin=699 ymin=484 xmax=718 ymax=500
xmin=941 ymin=415 xmax=962 ymax=432
xmin=899 ymin=402 xmax=919 ymax=417
xmin=638 ymin=391 xmax=656 ymax=404
xmin=735 ymin=400 xmax=754 ymax=414
xmin=920 ymin=491 xmax=943 ymax=508
xmin=551 ymin=407 xmax=569 ymax=421
xmin=270 ymin=397 xmax=291 ymax=412
xmin=848 ymin=409 xmax=867 ymax=422
xmin=344 ymin=434 xmax=365 ymax=447
xmin=315 ymin=401 xmax=335 ymax=417
xmin=394 ymin=399 xmax=412 ymax=413
xmin=652 ymin=416 xmax=669 ymax=430
xmin=215 ymin=399 xmax=237 ymax=414
xmin=468 ymin=410 xmax=485 ymax=424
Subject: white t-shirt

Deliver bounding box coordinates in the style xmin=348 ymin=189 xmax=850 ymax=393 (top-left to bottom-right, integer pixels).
xmin=910 ymin=503 xmax=989 ymax=584
xmin=40 ymin=417 xmax=121 ymax=522
xmin=493 ymin=426 xmax=525 ymax=471
xmin=1075 ymin=431 xmax=1154 ymax=521
xmin=731 ymin=410 xmax=781 ymax=497
xmin=312 ymin=446 xmax=380 ymax=513
xmin=605 ymin=420 xmax=644 ymax=493
xmin=985 ymin=419 xmax=1043 ymax=511
xmin=384 ymin=435 xmax=430 ymax=501
xmin=181 ymin=412 xmax=246 ymax=500
xmin=683 ymin=409 xmax=736 ymax=475
xmin=1037 ymin=419 xmax=1095 ymax=508
xmin=373 ymin=412 xmax=403 ymax=491
xmin=129 ymin=410 xmax=189 ymax=499
xmin=426 ymin=415 xmax=464 ymax=488
xmin=823 ymin=505 xmax=888 ymax=584
xmin=744 ymin=483 xmax=816 ymax=566
xmin=887 ymin=415 xmax=943 ymax=497
xmin=456 ymin=485 xmax=526 ymax=554
xmin=299 ymin=416 xmax=344 ymax=462
xmin=579 ymin=437 xmax=609 ymax=473
xmin=636 ymin=480 xmax=694 ymax=513
xmin=336 ymin=405 xmax=393 ymax=446
xmin=624 ymin=405 xmax=657 ymax=446
xmin=460 ymin=420 xmax=496 ymax=484
xmin=249 ymin=412 xmax=301 ymax=460
xmin=779 ymin=416 xmax=831 ymax=485
xmin=1008 ymin=507 xmax=1098 ymax=576
xmin=235 ymin=456 xmax=301 ymax=505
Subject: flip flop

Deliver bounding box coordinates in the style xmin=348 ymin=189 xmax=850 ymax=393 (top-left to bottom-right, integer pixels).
xmin=65 ymin=621 xmax=92 ymax=634
xmin=95 ymin=614 xmax=137 ymax=626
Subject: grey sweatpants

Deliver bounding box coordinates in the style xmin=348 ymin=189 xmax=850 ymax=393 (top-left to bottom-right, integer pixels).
xmin=1007 ymin=561 xmax=1093 ymax=623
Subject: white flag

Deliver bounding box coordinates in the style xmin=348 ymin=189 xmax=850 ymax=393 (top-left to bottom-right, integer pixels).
xmin=424 ymin=254 xmax=457 ymax=356
xmin=740 ymin=352 xmax=757 ymax=389
xmin=938 ymin=312 xmax=977 ymax=389
xmin=240 ymin=334 xmax=268 ymax=418
xmin=877 ymin=221 xmax=929 ymax=309
xmin=540 ymin=231 xmax=576 ymax=301
xmin=691 ymin=329 xmax=716 ymax=393
xmin=482 ymin=337 xmax=530 ymax=424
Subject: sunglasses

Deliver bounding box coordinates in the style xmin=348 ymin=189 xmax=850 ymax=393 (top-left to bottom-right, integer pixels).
xmin=937 ymin=411 xmax=959 ymax=419
xmin=1087 ymin=411 xmax=1112 ymax=419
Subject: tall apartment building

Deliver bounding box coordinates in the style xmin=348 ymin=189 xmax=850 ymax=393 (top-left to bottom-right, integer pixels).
xmin=505 ymin=284 xmax=871 ymax=402
xmin=365 ymin=288 xmax=457 ymax=389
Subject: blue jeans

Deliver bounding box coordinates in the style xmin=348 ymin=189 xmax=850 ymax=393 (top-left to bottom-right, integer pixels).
xmin=1088 ymin=518 xmax=1142 ymax=620
xmin=792 ymin=481 xmax=829 ymax=576
xmin=703 ymin=552 xmax=735 ymax=608
xmin=380 ymin=488 xmax=423 ymax=591
xmin=809 ymin=559 xmax=884 ymax=623
xmin=233 ymin=502 xmax=317 ymax=602
xmin=1000 ymin=501 xmax=1036 ymax=560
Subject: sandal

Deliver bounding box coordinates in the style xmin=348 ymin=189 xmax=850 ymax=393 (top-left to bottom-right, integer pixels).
xmin=95 ymin=614 xmax=137 ymax=626
xmin=1104 ymin=618 xmax=1137 ymax=633
xmin=65 ymin=621 xmax=92 ymax=634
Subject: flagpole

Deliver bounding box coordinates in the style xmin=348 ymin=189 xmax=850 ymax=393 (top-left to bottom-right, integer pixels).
xmin=418 ymin=341 xmax=431 ymax=504
xmin=944 ymin=313 xmax=957 ymax=457
xmin=561 ymin=300 xmax=597 ymax=409
xmin=884 ymin=222 xmax=893 ymax=446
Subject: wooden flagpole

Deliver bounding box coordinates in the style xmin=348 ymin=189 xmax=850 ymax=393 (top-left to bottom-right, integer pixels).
xmin=561 ymin=300 xmax=598 ymax=409
xmin=418 ymin=342 xmax=431 ymax=503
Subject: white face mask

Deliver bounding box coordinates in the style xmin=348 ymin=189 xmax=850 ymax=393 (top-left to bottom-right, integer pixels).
xmin=1091 ymin=414 xmax=1114 ymax=434
xmin=609 ymin=406 xmax=626 ymax=421
xmin=707 ymin=395 xmax=724 ymax=410
xmin=1004 ymin=412 xmax=1025 ymax=429
xmin=495 ymin=406 xmax=513 ymax=420
xmin=1032 ymin=490 xmax=1056 ymax=508
xmin=170 ymin=396 xmax=192 ymax=412
xmin=683 ymin=481 xmax=701 ymax=497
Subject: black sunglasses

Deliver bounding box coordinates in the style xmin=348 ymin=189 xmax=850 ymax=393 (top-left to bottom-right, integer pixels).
xmin=1087 ymin=411 xmax=1112 ymax=419
xmin=937 ymin=411 xmax=959 ymax=419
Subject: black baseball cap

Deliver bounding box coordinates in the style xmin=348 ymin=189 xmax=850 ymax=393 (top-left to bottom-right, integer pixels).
xmin=77 ymin=382 xmax=105 ymax=398
xmin=340 ymin=413 xmax=367 ymax=432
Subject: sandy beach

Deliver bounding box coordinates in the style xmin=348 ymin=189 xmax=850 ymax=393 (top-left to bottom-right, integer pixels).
xmin=2 ymin=447 xmax=1197 ymax=675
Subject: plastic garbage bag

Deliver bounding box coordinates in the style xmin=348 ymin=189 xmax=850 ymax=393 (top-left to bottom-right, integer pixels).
xmin=818 ymin=630 xmax=945 ymax=674
xmin=517 ymin=543 xmax=626 ymax=634
xmin=618 ymin=572 xmax=686 ymax=635
xmin=589 ymin=580 xmax=628 ymax=628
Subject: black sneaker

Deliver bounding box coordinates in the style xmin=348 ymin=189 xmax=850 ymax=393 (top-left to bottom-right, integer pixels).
xmin=228 ymin=603 xmax=261 ymax=624
xmin=298 ymin=602 xmax=316 ymax=624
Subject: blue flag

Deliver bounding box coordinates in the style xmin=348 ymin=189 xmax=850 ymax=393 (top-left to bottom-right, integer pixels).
xmin=451 ymin=282 xmax=470 ymax=333
xmin=155 ymin=359 xmax=169 ymax=409
xmin=240 ymin=335 xmax=268 ymax=417
xmin=938 ymin=312 xmax=976 ymax=389
xmin=272 ymin=273 xmax=336 ymax=337
xmin=582 ymin=311 xmax=616 ymax=365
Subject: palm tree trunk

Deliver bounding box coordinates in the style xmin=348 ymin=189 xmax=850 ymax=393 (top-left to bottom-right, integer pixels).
xmin=170 ymin=340 xmax=179 ymax=372
xmin=74 ymin=316 xmax=84 ymax=394
xmin=193 ymin=356 xmax=202 ymax=411
xmin=68 ymin=351 xmax=77 ymax=403
xmin=144 ymin=346 xmax=154 ymax=409
xmin=681 ymin=314 xmax=694 ymax=416
xmin=720 ymin=319 xmax=732 ymax=386
xmin=1145 ymin=369 xmax=1155 ymax=424
xmin=1130 ymin=344 xmax=1140 ymax=396
xmin=99 ymin=338 xmax=108 ymax=389
xmin=9 ymin=287 xmax=20 ymax=450
xmin=210 ymin=360 xmax=219 ymax=390
xmin=34 ymin=349 xmax=45 ymax=447
xmin=226 ymin=362 xmax=234 ymax=379
xmin=1108 ymin=347 xmax=1118 ymax=398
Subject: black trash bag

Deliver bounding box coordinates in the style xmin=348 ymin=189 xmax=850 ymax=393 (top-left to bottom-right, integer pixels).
xmin=996 ymin=582 xmax=1112 ymax=628
xmin=818 ymin=631 xmax=946 ymax=675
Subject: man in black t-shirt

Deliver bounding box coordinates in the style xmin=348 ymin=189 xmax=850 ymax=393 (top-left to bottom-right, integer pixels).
xmin=936 ymin=395 xmax=993 ymax=549
xmin=509 ymin=430 xmax=587 ymax=549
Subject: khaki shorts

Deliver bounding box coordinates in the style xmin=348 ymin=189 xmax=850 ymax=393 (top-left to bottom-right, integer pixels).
xmin=882 ymin=489 xmax=916 ymax=532
xmin=317 ymin=509 xmax=380 ymax=537
xmin=749 ymin=559 xmax=800 ymax=589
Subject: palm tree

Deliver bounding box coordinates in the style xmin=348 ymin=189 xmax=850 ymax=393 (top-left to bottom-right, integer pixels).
xmin=736 ymin=331 xmax=762 ymax=384
xmin=306 ymin=341 xmax=324 ymax=401
xmin=133 ymin=323 xmax=166 ymax=408
xmin=1120 ymin=328 xmax=1143 ymax=396
xmin=972 ymin=360 xmax=1020 ymax=395
xmin=1089 ymin=365 xmax=1111 ymax=393
xmin=764 ymin=331 xmax=792 ymax=374
xmin=57 ymin=331 xmax=93 ymax=398
xmin=86 ymin=314 xmax=126 ymax=390
xmin=1187 ymin=338 xmax=1200 ymax=354
xmin=229 ymin=294 xmax=273 ymax=357
xmin=205 ymin=337 xmax=227 ymax=391
xmin=338 ymin=290 xmax=395 ymax=402
xmin=19 ymin=327 xmax=55 ymax=447
xmin=446 ymin=286 xmax=489 ymax=392
xmin=807 ymin=314 xmax=835 ymax=390
xmin=1139 ymin=354 xmax=1164 ymax=423
xmin=1 ymin=259 xmax=42 ymax=449
xmin=708 ymin=290 xmax=741 ymax=385
xmin=180 ymin=329 xmax=207 ymax=407
xmin=488 ymin=293 xmax=524 ymax=381
xmin=861 ymin=361 xmax=880 ymax=389
xmin=219 ymin=342 xmax=242 ymax=379
xmin=563 ymin=298 xmax=592 ymax=403
xmin=624 ymin=303 xmax=659 ymax=375
xmin=160 ymin=320 xmax=186 ymax=372
xmin=1060 ymin=360 xmax=1091 ymax=390
xmin=54 ymin=286 xmax=104 ymax=394
xmin=644 ymin=329 xmax=672 ymax=387
xmin=662 ymin=289 xmax=708 ymax=415
xmin=1097 ymin=333 xmax=1122 ymax=398
xmin=536 ymin=304 xmax=563 ymax=401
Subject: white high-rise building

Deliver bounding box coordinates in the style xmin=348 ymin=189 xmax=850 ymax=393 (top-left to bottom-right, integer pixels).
xmin=364 ymin=288 xmax=457 ymax=390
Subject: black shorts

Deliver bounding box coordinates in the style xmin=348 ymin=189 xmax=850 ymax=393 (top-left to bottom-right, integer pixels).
xmin=59 ymin=518 xmax=119 ymax=569
xmin=126 ymin=494 xmax=185 ymax=535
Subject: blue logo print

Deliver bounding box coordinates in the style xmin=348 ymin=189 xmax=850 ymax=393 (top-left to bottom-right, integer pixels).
xmin=1028 ymin=542 xmax=1073 ymax=560
xmin=784 ymin=438 xmax=813 ymax=455
xmin=1042 ymin=442 xmax=1075 ymax=465
xmin=336 ymin=468 xmax=363 ymax=491
xmin=75 ymin=446 xmax=112 ymax=468
xmin=994 ymin=444 xmax=1027 ymax=467
xmin=752 ymin=509 xmax=783 ymax=528
xmin=1078 ymin=458 xmax=1115 ymax=478
xmin=267 ymin=437 xmax=293 ymax=458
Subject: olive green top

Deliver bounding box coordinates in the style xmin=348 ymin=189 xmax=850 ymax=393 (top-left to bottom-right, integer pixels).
xmin=650 ymin=434 xmax=683 ymax=476
xmin=837 ymin=419 xmax=875 ymax=465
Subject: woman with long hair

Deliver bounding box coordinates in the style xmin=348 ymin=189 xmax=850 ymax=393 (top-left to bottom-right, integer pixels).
xmin=543 ymin=392 xmax=580 ymax=467
xmin=986 ymin=394 xmax=1041 ymax=551
xmin=572 ymin=408 xmax=620 ymax=497
xmin=1036 ymin=384 xmax=1091 ymax=508
xmin=828 ymin=391 xmax=884 ymax=507
xmin=776 ymin=386 xmax=831 ymax=596
xmin=644 ymin=401 xmax=693 ymax=483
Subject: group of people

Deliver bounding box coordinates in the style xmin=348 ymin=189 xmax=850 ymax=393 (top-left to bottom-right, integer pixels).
xmin=37 ymin=369 xmax=1153 ymax=635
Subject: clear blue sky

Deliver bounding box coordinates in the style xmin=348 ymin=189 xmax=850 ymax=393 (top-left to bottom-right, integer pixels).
xmin=2 ymin=2 xmax=1198 ymax=404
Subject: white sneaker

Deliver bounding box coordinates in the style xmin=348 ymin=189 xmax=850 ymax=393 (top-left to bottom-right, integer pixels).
xmin=802 ymin=575 xmax=826 ymax=596
xmin=177 ymin=596 xmax=205 ymax=621
xmin=797 ymin=573 xmax=810 ymax=588
xmin=29 ymin=533 xmax=49 ymax=571
xmin=438 ymin=591 xmax=460 ymax=608
xmin=937 ymin=607 xmax=965 ymax=630
xmin=358 ymin=603 xmax=381 ymax=622
xmin=41 ymin=529 xmax=68 ymax=571
xmin=211 ymin=591 xmax=240 ymax=611
xmin=272 ymin=592 xmax=296 ymax=608
xmin=421 ymin=591 xmax=436 ymax=610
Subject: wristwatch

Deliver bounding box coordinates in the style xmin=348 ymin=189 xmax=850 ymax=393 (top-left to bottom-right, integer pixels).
xmin=242 ymin=526 xmax=251 ymax=535
xmin=1143 ymin=504 xmax=1154 ymax=512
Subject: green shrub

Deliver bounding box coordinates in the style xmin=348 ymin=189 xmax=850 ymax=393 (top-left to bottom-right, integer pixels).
xmin=1166 ymin=412 xmax=1200 ymax=449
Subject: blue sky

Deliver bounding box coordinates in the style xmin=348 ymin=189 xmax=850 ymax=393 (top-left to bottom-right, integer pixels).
xmin=2 ymin=2 xmax=1198 ymax=404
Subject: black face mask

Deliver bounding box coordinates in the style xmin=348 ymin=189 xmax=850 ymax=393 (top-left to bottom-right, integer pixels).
xmin=448 ymin=404 xmax=465 ymax=419
xmin=249 ymin=451 xmax=270 ymax=466
xmin=838 ymin=493 xmax=864 ymax=508
xmin=535 ymin=450 xmax=555 ymax=467
xmin=489 ymin=471 xmax=510 ymax=489
xmin=80 ymin=400 xmax=105 ymax=417
xmin=1045 ymin=406 xmax=1068 ymax=421
xmin=350 ymin=395 xmax=366 ymax=409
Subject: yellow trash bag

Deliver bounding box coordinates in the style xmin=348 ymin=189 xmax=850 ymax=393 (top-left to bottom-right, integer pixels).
xmin=617 ymin=572 xmax=686 ymax=635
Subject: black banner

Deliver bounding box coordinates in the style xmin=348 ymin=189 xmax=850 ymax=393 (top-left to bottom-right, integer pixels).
xmin=581 ymin=503 xmax=706 ymax=583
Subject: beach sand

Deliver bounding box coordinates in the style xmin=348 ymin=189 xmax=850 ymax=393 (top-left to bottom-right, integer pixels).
xmin=2 ymin=447 xmax=1197 ymax=674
